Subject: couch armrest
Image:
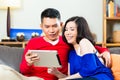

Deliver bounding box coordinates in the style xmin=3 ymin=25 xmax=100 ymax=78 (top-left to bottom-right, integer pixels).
xmin=111 ymin=54 xmax=120 ymax=80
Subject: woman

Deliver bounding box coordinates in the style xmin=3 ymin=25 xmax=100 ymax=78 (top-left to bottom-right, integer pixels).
xmin=60 ymin=16 xmax=114 ymax=80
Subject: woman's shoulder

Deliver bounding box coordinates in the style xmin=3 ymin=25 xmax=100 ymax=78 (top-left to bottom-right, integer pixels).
xmin=79 ymin=38 xmax=94 ymax=47
xmin=79 ymin=38 xmax=91 ymax=44
xmin=79 ymin=38 xmax=96 ymax=56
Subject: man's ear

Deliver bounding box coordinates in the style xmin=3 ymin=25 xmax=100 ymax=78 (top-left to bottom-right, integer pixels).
xmin=40 ymin=24 xmax=43 ymax=29
xmin=59 ymin=22 xmax=64 ymax=35
xmin=40 ymin=23 xmax=45 ymax=36
xmin=60 ymin=22 xmax=64 ymax=28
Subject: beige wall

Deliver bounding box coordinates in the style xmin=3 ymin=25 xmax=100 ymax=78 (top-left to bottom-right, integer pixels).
xmin=0 ymin=0 xmax=103 ymax=42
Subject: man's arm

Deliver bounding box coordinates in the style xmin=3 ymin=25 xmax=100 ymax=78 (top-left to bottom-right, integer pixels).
xmin=95 ymin=46 xmax=109 ymax=53
xmin=20 ymin=40 xmax=35 ymax=75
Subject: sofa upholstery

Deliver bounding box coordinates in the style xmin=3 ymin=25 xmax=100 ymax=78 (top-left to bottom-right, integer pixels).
xmin=0 ymin=45 xmax=24 ymax=72
xmin=109 ymin=47 xmax=120 ymax=80
xmin=111 ymin=54 xmax=120 ymax=80
xmin=0 ymin=45 xmax=120 ymax=79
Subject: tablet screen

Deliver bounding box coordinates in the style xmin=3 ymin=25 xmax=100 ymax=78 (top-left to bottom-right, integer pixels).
xmin=29 ymin=50 xmax=61 ymax=67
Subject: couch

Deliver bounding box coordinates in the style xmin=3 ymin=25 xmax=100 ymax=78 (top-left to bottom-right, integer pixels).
xmin=109 ymin=47 xmax=120 ymax=80
xmin=0 ymin=45 xmax=24 ymax=72
xmin=0 ymin=45 xmax=120 ymax=80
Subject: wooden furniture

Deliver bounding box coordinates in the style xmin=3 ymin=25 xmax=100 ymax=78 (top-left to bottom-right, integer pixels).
xmin=0 ymin=41 xmax=102 ymax=48
xmin=0 ymin=41 xmax=27 ymax=48
xmin=103 ymin=0 xmax=120 ymax=47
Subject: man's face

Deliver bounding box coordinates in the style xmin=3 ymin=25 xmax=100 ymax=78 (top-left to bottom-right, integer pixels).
xmin=41 ymin=17 xmax=62 ymax=41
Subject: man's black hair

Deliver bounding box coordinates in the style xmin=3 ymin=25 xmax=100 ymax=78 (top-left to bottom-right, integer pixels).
xmin=41 ymin=8 xmax=61 ymax=22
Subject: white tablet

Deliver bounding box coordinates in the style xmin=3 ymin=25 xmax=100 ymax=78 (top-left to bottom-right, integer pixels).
xmin=29 ymin=50 xmax=61 ymax=67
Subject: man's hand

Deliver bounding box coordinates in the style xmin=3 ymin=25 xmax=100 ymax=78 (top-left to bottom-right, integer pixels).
xmin=98 ymin=51 xmax=111 ymax=68
xmin=25 ymin=51 xmax=40 ymax=66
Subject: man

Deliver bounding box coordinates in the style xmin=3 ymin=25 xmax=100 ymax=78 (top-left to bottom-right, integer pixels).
xmin=20 ymin=8 xmax=70 ymax=80
xmin=20 ymin=8 xmax=111 ymax=80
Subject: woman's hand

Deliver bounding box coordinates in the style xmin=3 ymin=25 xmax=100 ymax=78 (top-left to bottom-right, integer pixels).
xmin=48 ymin=67 xmax=59 ymax=75
xmin=48 ymin=67 xmax=67 ymax=78
xmin=25 ymin=51 xmax=40 ymax=66
xmin=58 ymin=78 xmax=66 ymax=80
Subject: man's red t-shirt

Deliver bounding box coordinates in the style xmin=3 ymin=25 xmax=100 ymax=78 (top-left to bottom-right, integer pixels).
xmin=20 ymin=36 xmax=70 ymax=80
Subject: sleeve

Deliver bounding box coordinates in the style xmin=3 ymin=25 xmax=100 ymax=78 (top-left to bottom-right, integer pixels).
xmin=95 ymin=45 xmax=109 ymax=54
xmin=78 ymin=39 xmax=104 ymax=77
xmin=79 ymin=54 xmax=100 ymax=77
xmin=20 ymin=39 xmax=34 ymax=75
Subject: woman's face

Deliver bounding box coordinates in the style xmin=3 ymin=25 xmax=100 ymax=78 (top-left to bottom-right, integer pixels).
xmin=64 ymin=21 xmax=77 ymax=44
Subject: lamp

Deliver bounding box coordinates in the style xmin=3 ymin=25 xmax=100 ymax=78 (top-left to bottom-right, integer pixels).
xmin=0 ymin=0 xmax=21 ymax=38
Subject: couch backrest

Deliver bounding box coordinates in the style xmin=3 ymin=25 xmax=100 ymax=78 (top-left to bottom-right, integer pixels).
xmin=109 ymin=47 xmax=120 ymax=54
xmin=0 ymin=45 xmax=24 ymax=72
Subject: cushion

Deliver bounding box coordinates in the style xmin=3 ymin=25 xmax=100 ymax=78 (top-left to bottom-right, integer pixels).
xmin=111 ymin=54 xmax=120 ymax=80
xmin=0 ymin=65 xmax=43 ymax=80
xmin=0 ymin=45 xmax=24 ymax=72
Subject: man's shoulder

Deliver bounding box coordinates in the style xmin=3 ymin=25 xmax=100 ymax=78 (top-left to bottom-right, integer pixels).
xmin=28 ymin=36 xmax=43 ymax=44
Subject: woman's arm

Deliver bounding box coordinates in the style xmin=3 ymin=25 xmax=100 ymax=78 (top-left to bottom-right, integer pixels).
xmin=59 ymin=73 xmax=82 ymax=80
xmin=95 ymin=46 xmax=111 ymax=67
xmin=47 ymin=67 xmax=67 ymax=78
xmin=48 ymin=63 xmax=82 ymax=79
xmin=58 ymin=63 xmax=82 ymax=80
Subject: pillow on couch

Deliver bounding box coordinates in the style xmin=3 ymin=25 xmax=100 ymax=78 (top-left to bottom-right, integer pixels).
xmin=0 ymin=45 xmax=24 ymax=72
xmin=111 ymin=54 xmax=120 ymax=80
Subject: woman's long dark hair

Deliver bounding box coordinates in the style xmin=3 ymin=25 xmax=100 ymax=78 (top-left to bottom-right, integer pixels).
xmin=62 ymin=16 xmax=95 ymax=47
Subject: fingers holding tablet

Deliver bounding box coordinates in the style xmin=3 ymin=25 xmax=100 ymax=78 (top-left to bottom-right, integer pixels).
xmin=25 ymin=50 xmax=40 ymax=66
